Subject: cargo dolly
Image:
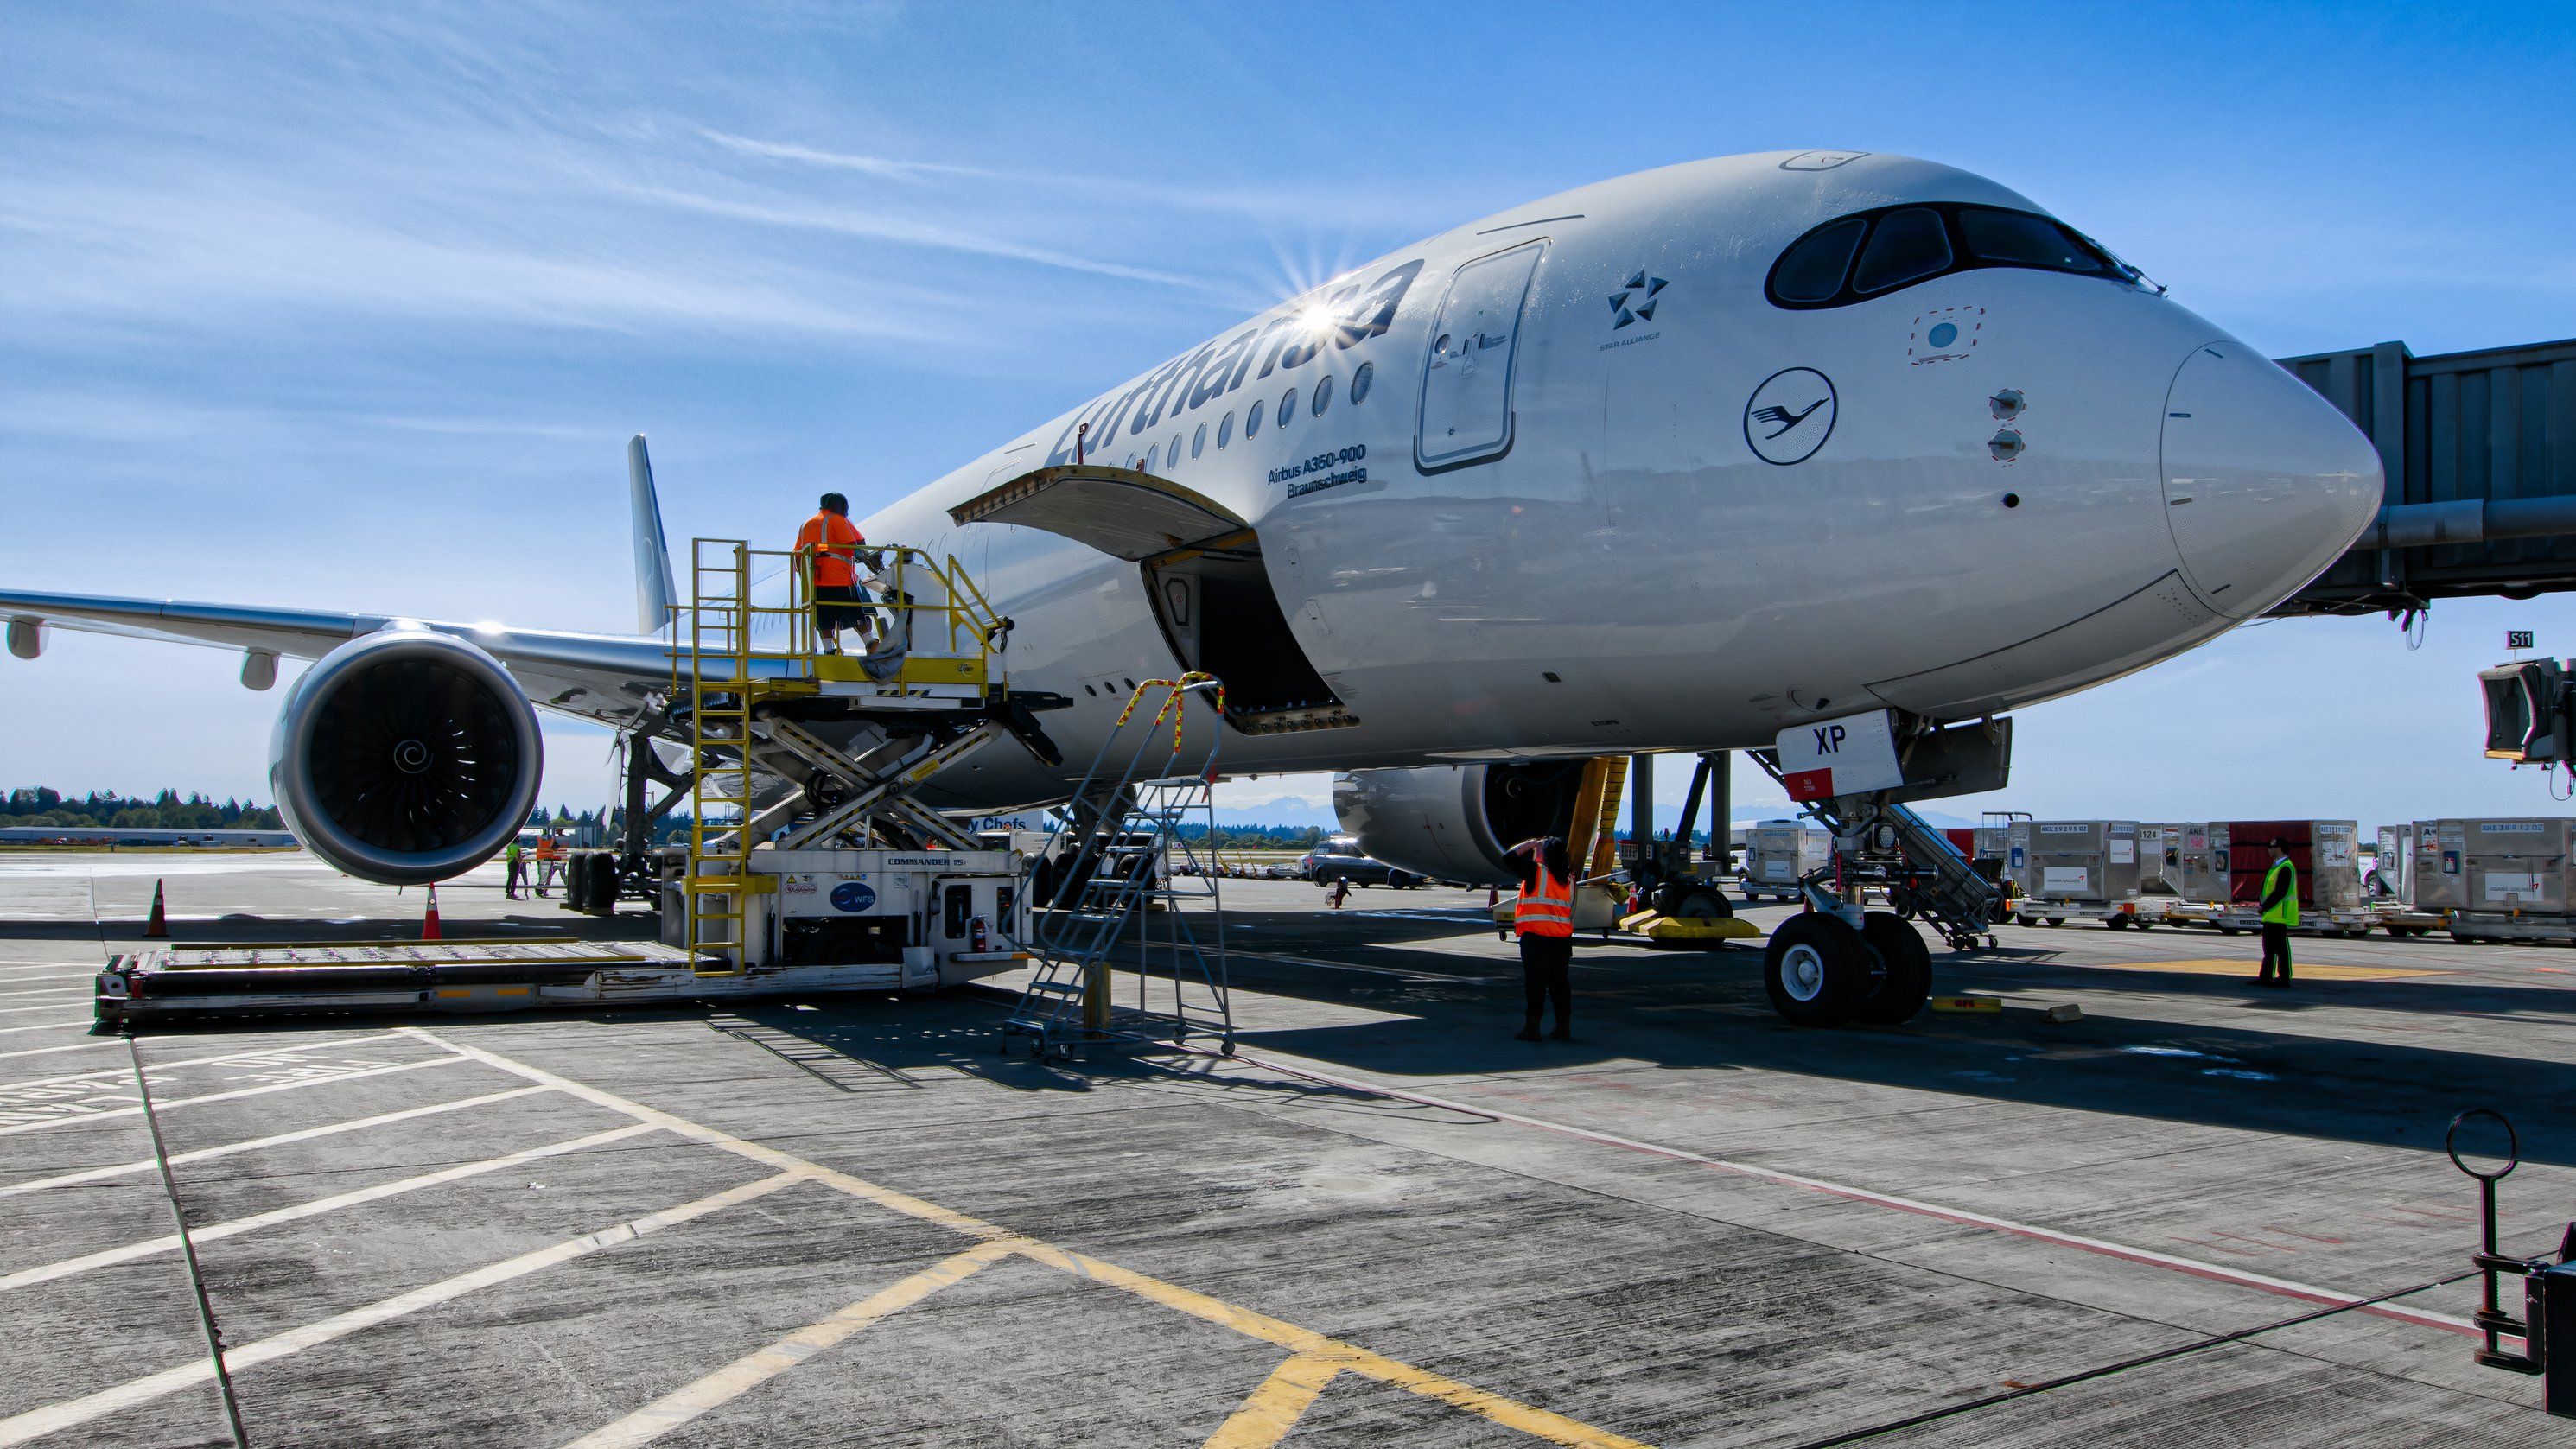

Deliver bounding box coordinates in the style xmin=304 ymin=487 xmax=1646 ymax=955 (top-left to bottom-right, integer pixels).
xmin=95 ymin=939 xmax=956 ymax=1023
xmin=94 ymin=537 xmax=1069 ymax=1023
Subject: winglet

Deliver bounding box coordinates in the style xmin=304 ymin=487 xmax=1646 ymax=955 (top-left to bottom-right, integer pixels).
xmin=627 ymin=435 xmax=677 ymax=636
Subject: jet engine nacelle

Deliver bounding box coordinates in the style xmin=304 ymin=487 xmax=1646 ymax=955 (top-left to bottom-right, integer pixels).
xmin=1333 ymin=761 xmax=1592 ymax=887
xmin=269 ymin=628 xmax=544 ymax=884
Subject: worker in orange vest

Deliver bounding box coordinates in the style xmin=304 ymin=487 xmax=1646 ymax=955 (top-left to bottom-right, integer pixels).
xmin=533 ymin=831 xmax=563 ymax=897
xmin=1507 ymin=835 xmax=1577 ymax=1042
xmin=796 ymin=492 xmax=874 ymax=654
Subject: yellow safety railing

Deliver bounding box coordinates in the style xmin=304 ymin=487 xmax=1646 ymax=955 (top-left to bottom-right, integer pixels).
xmin=661 ymin=535 xmax=1009 ymax=974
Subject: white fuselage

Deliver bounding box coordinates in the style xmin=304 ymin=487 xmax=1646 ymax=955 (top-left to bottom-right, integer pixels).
xmin=860 ymin=151 xmax=2380 ymax=810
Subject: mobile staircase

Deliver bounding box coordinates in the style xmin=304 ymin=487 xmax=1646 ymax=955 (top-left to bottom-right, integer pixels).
xmin=1004 ymin=674 xmax=1233 ymax=1062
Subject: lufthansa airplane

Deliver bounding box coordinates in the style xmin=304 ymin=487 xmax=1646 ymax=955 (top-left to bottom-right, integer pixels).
xmin=0 ymin=150 xmax=2381 ymax=888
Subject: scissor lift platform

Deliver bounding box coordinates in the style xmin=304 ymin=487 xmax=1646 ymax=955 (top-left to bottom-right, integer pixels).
xmin=92 ymin=938 xmax=1022 ymax=1023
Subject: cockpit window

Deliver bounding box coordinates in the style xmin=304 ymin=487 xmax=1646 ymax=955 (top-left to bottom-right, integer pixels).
xmin=1852 ymin=208 xmax=1950 ymax=295
xmin=1957 ymin=207 xmax=2120 ymax=276
xmin=1771 ymin=218 xmax=1864 ymax=303
xmin=1765 ymin=202 xmax=2143 ymax=309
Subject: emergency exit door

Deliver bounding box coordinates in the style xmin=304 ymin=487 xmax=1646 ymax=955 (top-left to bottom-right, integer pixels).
xmin=1415 ymin=240 xmax=1545 ymax=473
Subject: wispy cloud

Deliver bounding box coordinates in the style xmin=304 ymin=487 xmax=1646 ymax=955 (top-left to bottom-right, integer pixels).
xmin=699 ymin=128 xmax=999 ymax=181
xmin=611 ymin=181 xmax=1228 ymax=293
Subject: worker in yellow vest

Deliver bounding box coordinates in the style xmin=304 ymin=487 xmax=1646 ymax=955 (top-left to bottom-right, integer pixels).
xmin=1508 ymin=835 xmax=1577 ymax=1042
xmin=502 ymin=837 xmax=526 ymax=900
xmin=2257 ymin=837 xmax=2298 ymax=988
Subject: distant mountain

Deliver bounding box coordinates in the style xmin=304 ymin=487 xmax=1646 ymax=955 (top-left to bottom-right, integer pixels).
xmin=1212 ymin=795 xmax=1339 ymax=830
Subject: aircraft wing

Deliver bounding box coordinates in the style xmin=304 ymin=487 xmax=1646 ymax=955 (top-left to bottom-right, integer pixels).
xmin=0 ymin=587 xmax=675 ymax=729
xmin=3 ymin=435 xmax=690 ymax=730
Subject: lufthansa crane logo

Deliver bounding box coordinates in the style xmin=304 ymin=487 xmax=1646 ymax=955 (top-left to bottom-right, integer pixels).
xmin=1743 ymin=367 xmax=1837 ymax=465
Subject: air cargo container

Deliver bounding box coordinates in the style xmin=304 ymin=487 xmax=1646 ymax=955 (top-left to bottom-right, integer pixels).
xmin=1740 ymin=822 xmax=1831 ymax=902
xmin=2183 ymin=820 xmax=2370 ymax=936
xmin=2431 ymin=818 xmax=2576 ymax=942
xmin=2366 ymin=823 xmax=2445 ymax=937
xmin=2137 ymin=823 xmax=2185 ymax=896
xmin=2008 ymin=821 xmax=2147 ymax=928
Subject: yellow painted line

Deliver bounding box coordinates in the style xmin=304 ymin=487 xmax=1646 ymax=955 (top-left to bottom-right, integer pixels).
xmin=1202 ymin=1353 xmax=1343 ymax=1449
xmin=2066 ymin=957 xmax=2438 ymax=982
xmin=563 ymin=1241 xmax=1016 ymax=1449
xmin=413 ymin=1031 xmax=1655 ymax=1449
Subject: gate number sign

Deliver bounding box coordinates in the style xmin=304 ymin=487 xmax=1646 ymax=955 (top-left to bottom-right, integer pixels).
xmin=2509 ymin=630 xmax=2535 ymax=651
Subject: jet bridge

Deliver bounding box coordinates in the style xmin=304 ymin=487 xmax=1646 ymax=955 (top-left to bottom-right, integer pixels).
xmin=2277 ymin=335 xmax=2576 ymax=618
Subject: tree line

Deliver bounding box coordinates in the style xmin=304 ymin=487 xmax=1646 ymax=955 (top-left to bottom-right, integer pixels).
xmin=6 ymin=787 xmax=284 ymax=830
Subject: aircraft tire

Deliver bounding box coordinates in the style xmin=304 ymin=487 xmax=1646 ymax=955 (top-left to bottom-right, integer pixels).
xmin=1668 ymin=887 xmax=1733 ymax=920
xmin=1854 ymin=912 xmax=1932 ymax=1025
xmin=1764 ymin=913 xmax=1867 ymax=1027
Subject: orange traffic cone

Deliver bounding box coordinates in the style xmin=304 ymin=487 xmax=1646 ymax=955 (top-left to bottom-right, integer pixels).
xmin=143 ymin=880 xmax=169 ymax=939
xmin=421 ymin=883 xmax=443 ymax=943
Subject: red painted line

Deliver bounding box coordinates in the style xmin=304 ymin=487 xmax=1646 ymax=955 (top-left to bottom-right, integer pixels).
xmin=1193 ymin=1044 xmax=2479 ymax=1340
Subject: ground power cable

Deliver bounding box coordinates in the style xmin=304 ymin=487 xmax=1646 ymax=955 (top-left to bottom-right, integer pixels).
xmin=1778 ymin=1266 xmax=2484 ymax=1448
xmin=124 ymin=1033 xmax=255 ymax=1449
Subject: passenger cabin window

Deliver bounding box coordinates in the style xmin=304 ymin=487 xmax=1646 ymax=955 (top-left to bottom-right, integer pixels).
xmin=1765 ymin=202 xmax=2142 ymax=310
xmin=1278 ymin=387 xmax=1298 ymax=424
xmin=1350 ymin=360 xmax=1374 ymax=404
xmin=1192 ymin=423 xmax=1206 ymax=458
xmin=1218 ymin=411 xmax=1233 ymax=448
xmin=1247 ymin=398 xmax=1265 ymax=435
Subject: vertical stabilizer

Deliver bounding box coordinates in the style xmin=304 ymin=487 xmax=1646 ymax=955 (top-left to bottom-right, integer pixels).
xmin=627 ymin=435 xmax=677 ymax=635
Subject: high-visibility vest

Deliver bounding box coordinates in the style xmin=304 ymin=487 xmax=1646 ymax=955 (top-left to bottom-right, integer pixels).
xmin=1514 ymin=861 xmax=1574 ymax=938
xmin=504 ymin=842 xmax=522 ymax=864
xmin=2261 ymin=857 xmax=2299 ymax=927
xmin=795 ymin=512 xmax=864 ymax=588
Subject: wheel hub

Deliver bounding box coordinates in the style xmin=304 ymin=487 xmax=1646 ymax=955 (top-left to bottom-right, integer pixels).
xmin=1781 ymin=943 xmax=1828 ymax=1002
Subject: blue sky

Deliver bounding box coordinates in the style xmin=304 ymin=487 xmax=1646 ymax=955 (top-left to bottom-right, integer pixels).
xmin=3 ymin=2 xmax=2573 ymax=828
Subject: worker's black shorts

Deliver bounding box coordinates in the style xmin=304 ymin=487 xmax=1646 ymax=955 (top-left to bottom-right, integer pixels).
xmin=812 ymin=584 xmax=872 ymax=631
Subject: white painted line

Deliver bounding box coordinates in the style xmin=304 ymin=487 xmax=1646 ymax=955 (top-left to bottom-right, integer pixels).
xmin=1193 ymin=1044 xmax=2484 ymax=1340
xmin=0 ymin=1002 xmax=90 ymax=1016
xmin=0 ymin=966 xmax=92 ymax=978
xmin=0 ymin=988 xmax=89 ymax=1001
xmin=0 ymin=1020 xmax=92 ymax=1037
xmin=0 ymin=1122 xmax=661 ymax=1293
xmin=0 ymin=1040 xmax=119 ymax=1064
xmin=0 ymin=1053 xmax=467 ymax=1135
xmin=0 ymin=1085 xmax=555 ymax=1199
xmin=0 ymin=1032 xmax=405 ymax=1094
xmin=562 ymin=1241 xmax=1017 ymax=1449
xmin=0 ymin=1171 xmax=806 ymax=1447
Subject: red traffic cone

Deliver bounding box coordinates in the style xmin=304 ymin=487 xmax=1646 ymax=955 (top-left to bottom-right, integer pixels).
xmin=143 ymin=880 xmax=169 ymax=939
xmin=421 ymin=884 xmax=443 ymax=943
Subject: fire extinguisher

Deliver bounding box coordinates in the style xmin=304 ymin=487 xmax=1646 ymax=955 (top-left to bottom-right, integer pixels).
xmin=970 ymin=915 xmax=989 ymax=952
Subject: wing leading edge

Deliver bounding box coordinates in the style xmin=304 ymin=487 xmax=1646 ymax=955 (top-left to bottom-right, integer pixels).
xmin=0 ymin=588 xmax=674 ymax=728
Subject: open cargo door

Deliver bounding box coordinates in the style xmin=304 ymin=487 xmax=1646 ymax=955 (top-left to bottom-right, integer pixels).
xmin=951 ymin=466 xmax=1355 ymax=734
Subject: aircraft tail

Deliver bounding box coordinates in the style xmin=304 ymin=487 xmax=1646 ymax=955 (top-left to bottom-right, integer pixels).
xmin=627 ymin=435 xmax=677 ymax=635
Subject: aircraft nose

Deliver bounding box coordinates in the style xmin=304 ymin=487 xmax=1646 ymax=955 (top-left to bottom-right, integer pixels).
xmin=2159 ymin=342 xmax=2383 ymax=617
